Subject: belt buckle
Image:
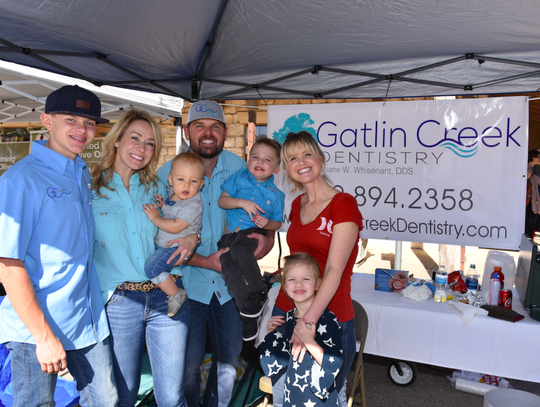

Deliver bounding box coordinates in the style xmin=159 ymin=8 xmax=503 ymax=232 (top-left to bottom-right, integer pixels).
xmin=139 ymin=281 xmax=153 ymax=292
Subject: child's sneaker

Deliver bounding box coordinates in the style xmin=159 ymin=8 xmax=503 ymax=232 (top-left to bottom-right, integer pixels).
xmin=166 ymin=288 xmax=188 ymax=317
xmin=239 ymin=292 xmax=268 ymax=318
xmin=241 ymin=316 xmax=259 ymax=341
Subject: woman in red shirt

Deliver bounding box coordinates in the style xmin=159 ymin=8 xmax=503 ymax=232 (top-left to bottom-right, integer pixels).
xmin=268 ymin=131 xmax=363 ymax=407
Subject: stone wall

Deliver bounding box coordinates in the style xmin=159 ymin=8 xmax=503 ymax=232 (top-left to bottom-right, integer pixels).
xmin=157 ymin=119 xmax=178 ymax=168
xmin=172 ymin=98 xmax=431 ymax=163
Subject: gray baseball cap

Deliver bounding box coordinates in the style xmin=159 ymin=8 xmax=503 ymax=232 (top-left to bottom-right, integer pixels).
xmin=186 ymin=100 xmax=226 ymax=126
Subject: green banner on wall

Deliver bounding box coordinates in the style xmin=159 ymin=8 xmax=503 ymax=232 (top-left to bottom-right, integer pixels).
xmin=0 ymin=142 xmax=31 ymax=175
xmin=79 ymin=138 xmax=104 ymax=166
xmin=0 ymin=137 xmax=104 ymax=176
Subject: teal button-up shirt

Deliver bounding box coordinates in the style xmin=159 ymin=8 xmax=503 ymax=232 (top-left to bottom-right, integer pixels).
xmin=92 ymin=172 xmax=167 ymax=304
xmin=158 ymin=150 xmax=246 ymax=305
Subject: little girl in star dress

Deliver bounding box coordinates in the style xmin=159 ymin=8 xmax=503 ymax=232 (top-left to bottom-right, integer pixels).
xmin=260 ymin=252 xmax=343 ymax=407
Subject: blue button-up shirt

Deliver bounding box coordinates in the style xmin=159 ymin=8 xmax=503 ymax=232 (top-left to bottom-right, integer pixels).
xmin=222 ymin=168 xmax=285 ymax=232
xmin=158 ymin=150 xmax=246 ymax=305
xmin=0 ymin=141 xmax=109 ymax=350
xmin=92 ymin=172 xmax=167 ymax=304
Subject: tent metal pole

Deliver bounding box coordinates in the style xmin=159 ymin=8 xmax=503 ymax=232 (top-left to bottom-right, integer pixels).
xmin=473 ymin=55 xmax=540 ymax=69
xmin=22 ymin=53 xmax=97 ymax=85
xmin=0 ymin=82 xmax=47 ymax=102
xmin=391 ymin=55 xmax=466 ymax=77
xmin=322 ymin=66 xmax=385 ymax=79
xmin=0 ymin=37 xmax=97 ymax=84
xmin=393 ymin=76 xmax=465 ymax=89
xmin=102 ymin=77 xmax=191 ymax=86
xmin=395 ymin=241 xmax=403 ymax=271
xmin=474 ymin=69 xmax=540 ymax=89
xmin=209 ymin=67 xmax=315 ymax=99
xmin=320 ymin=77 xmax=389 ymax=96
xmin=193 ymin=0 xmax=231 ymax=100
xmin=98 ymin=57 xmax=183 ymax=98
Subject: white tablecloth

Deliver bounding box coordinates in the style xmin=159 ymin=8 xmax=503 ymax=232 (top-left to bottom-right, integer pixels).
xmin=351 ymin=273 xmax=540 ymax=383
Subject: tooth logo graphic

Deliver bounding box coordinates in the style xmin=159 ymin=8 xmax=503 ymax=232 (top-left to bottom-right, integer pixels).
xmin=272 ymin=113 xmax=317 ymax=144
xmin=195 ymin=103 xmax=217 ymax=116
xmin=439 ymin=140 xmax=478 ymax=158
xmin=316 ymin=217 xmax=333 ymax=234
xmin=47 ymin=187 xmax=72 ymax=199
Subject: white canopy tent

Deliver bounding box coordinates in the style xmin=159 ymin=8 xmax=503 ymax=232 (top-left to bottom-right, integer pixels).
xmin=0 ymin=61 xmax=183 ymax=124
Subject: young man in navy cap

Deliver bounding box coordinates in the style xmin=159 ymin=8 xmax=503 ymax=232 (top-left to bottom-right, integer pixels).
xmin=0 ymin=85 xmax=118 ymax=406
xmin=158 ymin=100 xmax=275 ymax=407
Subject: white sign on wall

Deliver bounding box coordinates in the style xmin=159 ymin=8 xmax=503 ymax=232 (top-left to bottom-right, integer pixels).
xmin=269 ymin=97 xmax=528 ymax=250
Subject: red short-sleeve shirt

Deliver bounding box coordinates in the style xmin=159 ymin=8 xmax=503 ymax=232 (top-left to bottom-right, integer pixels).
xmin=275 ymin=192 xmax=363 ymax=321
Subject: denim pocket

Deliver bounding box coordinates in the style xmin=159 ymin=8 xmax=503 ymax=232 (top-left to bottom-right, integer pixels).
xmin=105 ymin=289 xmax=120 ymax=307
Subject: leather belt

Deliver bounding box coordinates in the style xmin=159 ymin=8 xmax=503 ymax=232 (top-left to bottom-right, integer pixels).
xmin=117 ymin=274 xmax=179 ymax=292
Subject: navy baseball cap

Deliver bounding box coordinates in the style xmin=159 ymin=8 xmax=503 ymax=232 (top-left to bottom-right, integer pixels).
xmin=45 ymin=85 xmax=109 ymax=124
xmin=186 ymin=100 xmax=226 ymax=126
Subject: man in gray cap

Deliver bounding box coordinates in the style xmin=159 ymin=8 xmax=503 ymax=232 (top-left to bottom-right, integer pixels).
xmin=158 ymin=100 xmax=275 ymax=407
xmin=0 ymin=85 xmax=118 ymax=406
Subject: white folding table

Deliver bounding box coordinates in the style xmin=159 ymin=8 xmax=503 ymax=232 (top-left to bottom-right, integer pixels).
xmin=351 ymin=272 xmax=540 ymax=383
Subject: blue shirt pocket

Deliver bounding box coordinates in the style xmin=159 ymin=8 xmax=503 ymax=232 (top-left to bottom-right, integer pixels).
xmin=36 ymin=193 xmax=89 ymax=267
xmin=94 ymin=209 xmax=122 ymax=242
xmin=259 ymin=187 xmax=279 ymax=216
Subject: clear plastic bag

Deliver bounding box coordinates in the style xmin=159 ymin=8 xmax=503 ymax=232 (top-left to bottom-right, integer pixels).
xmin=400 ymin=279 xmax=435 ymax=301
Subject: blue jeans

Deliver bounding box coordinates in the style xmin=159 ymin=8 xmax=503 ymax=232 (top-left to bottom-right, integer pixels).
xmin=7 ymin=338 xmax=118 ymax=407
xmin=105 ymin=278 xmax=190 ymax=407
xmin=336 ymin=318 xmax=356 ymax=407
xmin=270 ymin=306 xmax=356 ymax=407
xmin=145 ymin=245 xmax=182 ymax=284
xmin=184 ymin=296 xmax=242 ymax=407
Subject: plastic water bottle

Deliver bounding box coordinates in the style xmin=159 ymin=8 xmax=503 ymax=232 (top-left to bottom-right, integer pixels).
xmin=434 ymin=265 xmax=448 ymax=303
xmin=489 ymin=270 xmax=501 ymax=306
xmin=465 ymin=264 xmax=480 ymax=294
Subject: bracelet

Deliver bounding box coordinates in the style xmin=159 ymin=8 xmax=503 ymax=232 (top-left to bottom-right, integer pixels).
xmin=196 ymin=232 xmax=201 ymax=244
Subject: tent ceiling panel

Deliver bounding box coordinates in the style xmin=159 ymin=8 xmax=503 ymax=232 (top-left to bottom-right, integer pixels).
xmin=1 ymin=0 xmax=540 ymax=101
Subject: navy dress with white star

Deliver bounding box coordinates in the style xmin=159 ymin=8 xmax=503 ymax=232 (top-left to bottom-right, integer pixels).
xmin=260 ymin=308 xmax=343 ymax=407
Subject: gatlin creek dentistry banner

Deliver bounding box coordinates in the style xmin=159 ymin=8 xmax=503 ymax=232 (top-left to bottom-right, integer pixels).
xmin=268 ymin=97 xmax=528 ymax=250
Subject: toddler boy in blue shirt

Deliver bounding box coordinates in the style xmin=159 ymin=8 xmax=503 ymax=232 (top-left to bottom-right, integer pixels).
xmin=218 ymin=138 xmax=285 ymax=340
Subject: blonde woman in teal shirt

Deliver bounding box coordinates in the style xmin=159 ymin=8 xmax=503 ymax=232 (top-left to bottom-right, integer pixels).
xmin=91 ymin=108 xmax=197 ymax=407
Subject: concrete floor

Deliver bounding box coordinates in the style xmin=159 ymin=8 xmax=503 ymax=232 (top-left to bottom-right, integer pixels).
xmin=350 ymin=354 xmax=540 ymax=407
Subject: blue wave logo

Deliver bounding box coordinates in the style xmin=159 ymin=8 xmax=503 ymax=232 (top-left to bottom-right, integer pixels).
xmin=272 ymin=113 xmax=317 ymax=144
xmin=47 ymin=187 xmax=72 ymax=198
xmin=439 ymin=141 xmax=478 ymax=158
xmin=195 ymin=103 xmax=217 ymax=116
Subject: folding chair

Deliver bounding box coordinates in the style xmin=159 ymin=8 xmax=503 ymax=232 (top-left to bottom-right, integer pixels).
xmin=346 ymin=300 xmax=368 ymax=407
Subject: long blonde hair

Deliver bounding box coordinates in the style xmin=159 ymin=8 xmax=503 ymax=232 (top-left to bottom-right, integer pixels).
xmin=91 ymin=108 xmax=162 ymax=198
xmin=280 ymin=131 xmax=329 ymax=194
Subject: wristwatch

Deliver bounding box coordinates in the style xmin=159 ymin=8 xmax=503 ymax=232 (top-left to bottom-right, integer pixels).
xmin=196 ymin=231 xmax=201 ymax=244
